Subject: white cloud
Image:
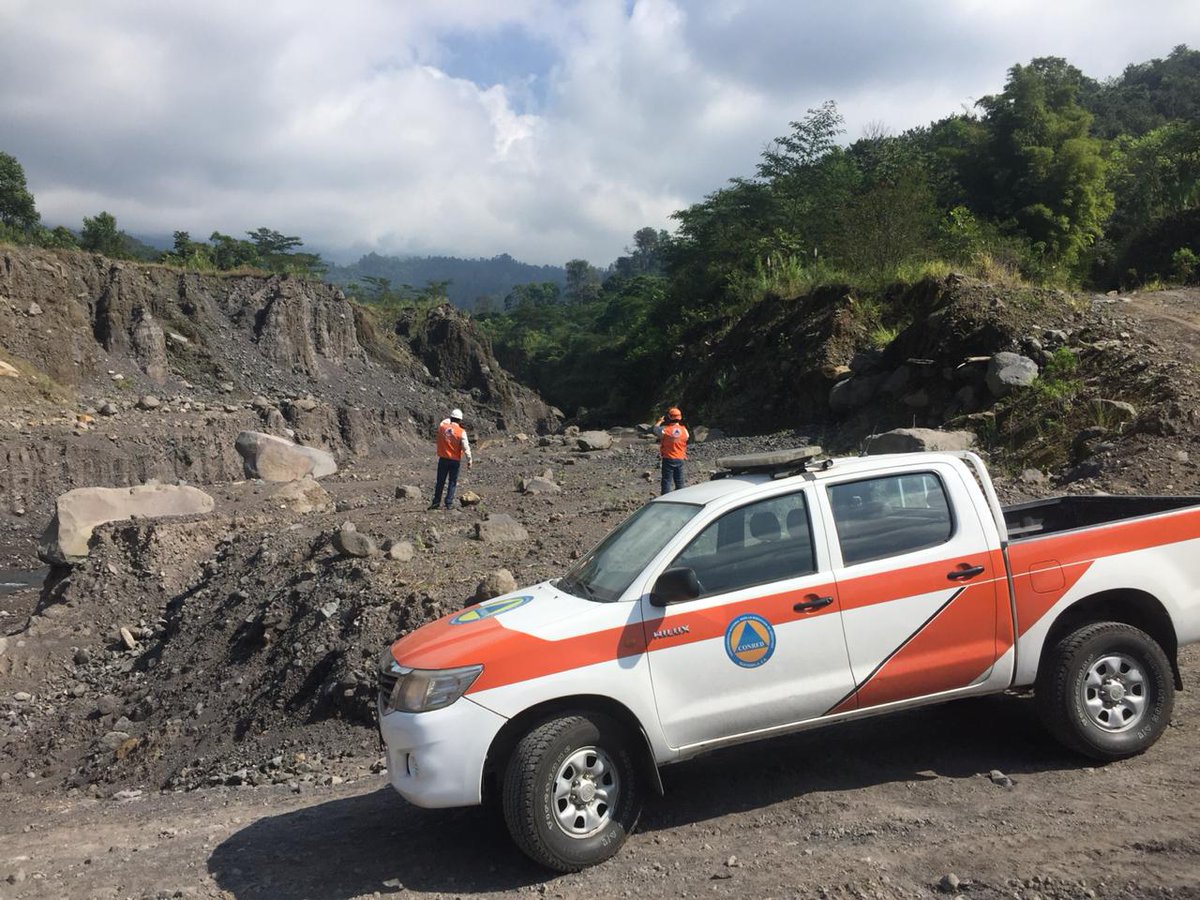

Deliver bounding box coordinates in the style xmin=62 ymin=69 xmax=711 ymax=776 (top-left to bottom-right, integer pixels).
xmin=0 ymin=0 xmax=1196 ymax=265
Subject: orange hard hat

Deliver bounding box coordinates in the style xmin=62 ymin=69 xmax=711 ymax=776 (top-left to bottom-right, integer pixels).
xmin=667 ymin=407 xmax=682 ymax=421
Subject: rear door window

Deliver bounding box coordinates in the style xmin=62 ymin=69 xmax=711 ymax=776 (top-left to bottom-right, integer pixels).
xmin=827 ymin=472 xmax=953 ymax=566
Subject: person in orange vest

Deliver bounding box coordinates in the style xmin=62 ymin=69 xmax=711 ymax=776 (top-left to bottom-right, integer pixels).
xmin=430 ymin=408 xmax=473 ymax=510
xmin=653 ymin=407 xmax=688 ymax=494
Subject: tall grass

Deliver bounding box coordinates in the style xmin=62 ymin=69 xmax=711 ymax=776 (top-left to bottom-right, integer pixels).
xmin=725 ymin=254 xmax=850 ymax=309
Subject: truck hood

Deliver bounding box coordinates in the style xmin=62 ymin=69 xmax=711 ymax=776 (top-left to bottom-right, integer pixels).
xmin=387 ymin=580 xmax=646 ymax=694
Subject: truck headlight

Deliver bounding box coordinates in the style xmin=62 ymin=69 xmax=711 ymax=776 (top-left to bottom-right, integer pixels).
xmin=378 ymin=651 xmax=483 ymax=714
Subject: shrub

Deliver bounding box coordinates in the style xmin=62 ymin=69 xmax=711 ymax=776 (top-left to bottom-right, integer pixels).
xmin=1171 ymin=247 xmax=1198 ymax=284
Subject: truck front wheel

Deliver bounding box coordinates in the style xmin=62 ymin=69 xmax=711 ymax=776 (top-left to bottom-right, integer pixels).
xmin=1036 ymin=621 xmax=1174 ymax=761
xmin=501 ymin=713 xmax=643 ymax=871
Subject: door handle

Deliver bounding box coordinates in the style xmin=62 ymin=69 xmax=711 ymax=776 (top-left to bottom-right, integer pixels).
xmin=947 ymin=564 xmax=985 ymax=581
xmin=794 ymin=595 xmax=834 ymax=612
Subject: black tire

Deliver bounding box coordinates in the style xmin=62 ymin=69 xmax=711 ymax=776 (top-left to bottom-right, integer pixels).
xmin=1036 ymin=621 xmax=1174 ymax=761
xmin=501 ymin=714 xmax=642 ymax=871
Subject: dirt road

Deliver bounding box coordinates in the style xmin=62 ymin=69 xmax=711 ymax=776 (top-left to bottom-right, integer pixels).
xmin=5 ymin=646 xmax=1200 ymax=899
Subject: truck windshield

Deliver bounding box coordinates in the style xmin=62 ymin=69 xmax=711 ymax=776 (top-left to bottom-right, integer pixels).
xmin=558 ymin=501 xmax=700 ymax=603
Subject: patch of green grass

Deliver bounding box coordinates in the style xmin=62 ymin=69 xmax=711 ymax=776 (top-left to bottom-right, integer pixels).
xmin=726 ymin=254 xmax=850 ymax=309
xmin=868 ymin=324 xmax=900 ymax=349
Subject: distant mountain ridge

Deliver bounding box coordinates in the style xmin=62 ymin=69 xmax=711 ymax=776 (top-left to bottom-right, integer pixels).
xmin=326 ymin=252 xmax=566 ymax=309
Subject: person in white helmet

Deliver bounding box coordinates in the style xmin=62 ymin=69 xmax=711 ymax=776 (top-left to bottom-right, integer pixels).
xmin=430 ymin=408 xmax=473 ymax=510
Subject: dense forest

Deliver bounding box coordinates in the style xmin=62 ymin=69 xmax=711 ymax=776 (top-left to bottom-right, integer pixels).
xmin=474 ymin=46 xmax=1200 ymax=423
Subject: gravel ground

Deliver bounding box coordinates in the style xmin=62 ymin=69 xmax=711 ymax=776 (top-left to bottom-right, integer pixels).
xmin=3 ymin=428 xmax=1200 ymax=899
xmin=2 ymin=288 xmax=1200 ymax=898
xmin=4 ymin=647 xmax=1200 ymax=899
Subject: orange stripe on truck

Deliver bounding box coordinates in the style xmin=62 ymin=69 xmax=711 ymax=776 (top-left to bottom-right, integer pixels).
xmin=387 ymin=506 xmax=1200 ymax=697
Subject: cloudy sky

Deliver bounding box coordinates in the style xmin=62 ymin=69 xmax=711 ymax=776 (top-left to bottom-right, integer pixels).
xmin=1 ymin=1 xmax=1196 ymax=266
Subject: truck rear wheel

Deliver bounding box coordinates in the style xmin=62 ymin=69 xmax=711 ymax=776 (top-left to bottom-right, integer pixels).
xmin=1036 ymin=621 xmax=1174 ymax=761
xmin=501 ymin=713 xmax=642 ymax=871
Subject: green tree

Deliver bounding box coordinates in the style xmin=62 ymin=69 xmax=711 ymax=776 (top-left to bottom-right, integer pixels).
xmin=161 ymin=230 xmax=214 ymax=268
xmin=208 ymin=231 xmax=260 ymax=269
xmin=978 ymin=58 xmax=1114 ymax=269
xmin=831 ymin=174 xmax=938 ymax=273
xmin=38 ymin=225 xmax=78 ymax=249
xmin=0 ymin=152 xmax=39 ymax=231
xmin=361 ymin=275 xmax=393 ymax=301
xmin=79 ymin=211 xmax=128 ymax=257
xmin=245 ymin=227 xmax=325 ymax=276
xmin=503 ymin=281 xmax=561 ymax=313
xmin=1084 ymin=45 xmax=1200 ymax=139
xmin=1109 ymin=122 xmax=1200 ymax=236
xmin=667 ymin=178 xmax=779 ymax=320
xmin=564 ymin=259 xmax=602 ymax=304
xmin=246 ymin=227 xmax=303 ymax=256
xmin=755 ymin=101 xmax=856 ymax=258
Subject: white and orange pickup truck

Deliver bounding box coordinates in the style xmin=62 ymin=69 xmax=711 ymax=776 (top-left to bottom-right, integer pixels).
xmin=377 ymin=448 xmax=1200 ymax=871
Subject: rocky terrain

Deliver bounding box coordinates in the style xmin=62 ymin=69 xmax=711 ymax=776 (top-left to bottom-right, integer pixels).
xmin=1 ymin=247 xmax=1199 ymax=899
xmin=0 ymin=245 xmax=554 ymax=566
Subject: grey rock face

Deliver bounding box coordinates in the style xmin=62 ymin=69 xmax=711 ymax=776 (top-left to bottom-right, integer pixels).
xmin=985 ymin=352 xmax=1039 ymax=397
xmin=131 ymin=311 xmax=168 ymax=383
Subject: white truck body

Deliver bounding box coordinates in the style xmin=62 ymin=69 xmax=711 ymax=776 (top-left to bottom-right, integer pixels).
xmin=378 ymin=450 xmax=1200 ymax=866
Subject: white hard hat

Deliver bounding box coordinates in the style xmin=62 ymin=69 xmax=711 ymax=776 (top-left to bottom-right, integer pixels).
xmin=450 ymin=408 xmax=464 ymax=420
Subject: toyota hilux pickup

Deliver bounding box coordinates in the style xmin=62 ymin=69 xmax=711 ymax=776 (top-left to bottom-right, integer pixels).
xmin=377 ymin=448 xmax=1200 ymax=871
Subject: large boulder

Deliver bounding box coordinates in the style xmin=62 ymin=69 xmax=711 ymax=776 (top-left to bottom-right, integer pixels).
xmin=985 ymin=352 xmax=1039 ymax=398
xmin=38 ymin=484 xmax=215 ymax=566
xmin=269 ymin=476 xmax=334 ymax=514
xmin=575 ymin=431 xmax=613 ymax=451
xmin=332 ymin=522 xmax=377 ymax=558
xmin=235 ymin=431 xmax=337 ymax=481
xmin=474 ymin=514 xmax=529 ymax=543
xmin=520 ymin=472 xmax=561 ymax=494
xmin=472 ymin=568 xmax=518 ymax=603
xmin=864 ymin=428 xmax=978 ymax=455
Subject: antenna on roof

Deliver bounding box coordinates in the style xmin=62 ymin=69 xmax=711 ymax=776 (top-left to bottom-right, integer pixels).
xmin=711 ymin=446 xmax=832 ymax=480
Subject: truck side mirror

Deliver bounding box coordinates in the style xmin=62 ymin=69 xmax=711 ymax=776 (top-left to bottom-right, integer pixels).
xmin=650 ymin=567 xmax=701 ymax=607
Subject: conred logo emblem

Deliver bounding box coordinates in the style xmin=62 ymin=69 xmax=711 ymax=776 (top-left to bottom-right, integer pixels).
xmin=724 ymin=613 xmax=776 ymax=668
xmin=450 ymin=594 xmax=533 ymax=625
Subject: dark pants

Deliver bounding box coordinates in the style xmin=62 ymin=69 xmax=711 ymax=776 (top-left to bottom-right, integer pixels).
xmin=433 ymin=456 xmax=461 ymax=508
xmin=660 ymin=458 xmax=684 ymax=494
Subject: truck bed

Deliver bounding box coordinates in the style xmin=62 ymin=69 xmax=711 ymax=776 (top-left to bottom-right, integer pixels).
xmin=1003 ymin=494 xmax=1200 ymax=541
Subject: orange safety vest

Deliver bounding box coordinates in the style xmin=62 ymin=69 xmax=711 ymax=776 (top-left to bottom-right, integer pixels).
xmin=659 ymin=423 xmax=688 ymax=460
xmin=436 ymin=420 xmax=466 ymax=460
